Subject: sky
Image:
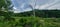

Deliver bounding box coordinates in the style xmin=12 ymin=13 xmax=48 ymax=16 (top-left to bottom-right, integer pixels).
xmin=11 ymin=0 xmax=60 ymax=13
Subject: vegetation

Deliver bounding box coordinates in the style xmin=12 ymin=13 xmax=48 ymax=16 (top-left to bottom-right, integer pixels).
xmin=0 ymin=16 xmax=60 ymax=27
xmin=14 ymin=9 xmax=60 ymax=18
xmin=0 ymin=0 xmax=60 ymax=27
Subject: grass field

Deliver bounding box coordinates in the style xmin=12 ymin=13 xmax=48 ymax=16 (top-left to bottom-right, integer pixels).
xmin=0 ymin=16 xmax=60 ymax=27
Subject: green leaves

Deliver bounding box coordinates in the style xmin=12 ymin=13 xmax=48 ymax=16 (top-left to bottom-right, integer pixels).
xmin=0 ymin=0 xmax=12 ymax=11
xmin=0 ymin=0 xmax=6 ymax=8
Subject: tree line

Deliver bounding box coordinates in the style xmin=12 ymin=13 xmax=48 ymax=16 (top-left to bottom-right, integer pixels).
xmin=14 ymin=9 xmax=60 ymax=18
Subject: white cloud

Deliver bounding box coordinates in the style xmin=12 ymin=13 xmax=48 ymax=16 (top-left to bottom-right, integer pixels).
xmin=20 ymin=3 xmax=25 ymax=8
xmin=35 ymin=5 xmax=40 ymax=9
xmin=29 ymin=0 xmax=60 ymax=10
xmin=13 ymin=7 xmax=17 ymax=9
xmin=12 ymin=0 xmax=60 ymax=13
xmin=24 ymin=8 xmax=32 ymax=11
xmin=38 ymin=0 xmax=58 ymax=9
xmin=14 ymin=11 xmax=20 ymax=13
xmin=48 ymin=3 xmax=60 ymax=9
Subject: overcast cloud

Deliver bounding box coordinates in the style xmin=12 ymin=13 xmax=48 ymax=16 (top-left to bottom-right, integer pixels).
xmin=11 ymin=0 xmax=60 ymax=13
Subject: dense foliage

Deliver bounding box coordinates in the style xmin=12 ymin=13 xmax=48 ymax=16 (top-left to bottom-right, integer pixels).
xmin=0 ymin=16 xmax=60 ymax=27
xmin=0 ymin=0 xmax=13 ymax=19
xmin=14 ymin=9 xmax=60 ymax=18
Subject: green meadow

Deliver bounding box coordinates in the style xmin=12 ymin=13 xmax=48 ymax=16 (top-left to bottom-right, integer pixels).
xmin=0 ymin=16 xmax=60 ymax=27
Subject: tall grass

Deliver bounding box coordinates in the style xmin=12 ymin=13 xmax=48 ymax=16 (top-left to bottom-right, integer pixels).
xmin=0 ymin=16 xmax=60 ymax=27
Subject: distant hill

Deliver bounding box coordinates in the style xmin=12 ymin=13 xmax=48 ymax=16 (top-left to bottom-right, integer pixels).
xmin=14 ymin=9 xmax=60 ymax=18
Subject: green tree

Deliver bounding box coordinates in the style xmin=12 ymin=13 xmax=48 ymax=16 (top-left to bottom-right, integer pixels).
xmin=0 ymin=0 xmax=14 ymax=21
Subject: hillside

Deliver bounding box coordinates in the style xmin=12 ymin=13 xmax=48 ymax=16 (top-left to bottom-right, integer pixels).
xmin=14 ymin=9 xmax=60 ymax=18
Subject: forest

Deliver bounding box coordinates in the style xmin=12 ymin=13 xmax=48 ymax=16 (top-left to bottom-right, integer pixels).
xmin=14 ymin=9 xmax=60 ymax=18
